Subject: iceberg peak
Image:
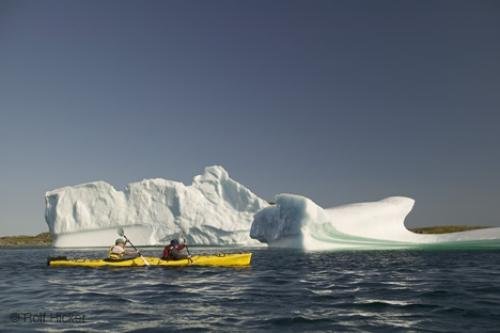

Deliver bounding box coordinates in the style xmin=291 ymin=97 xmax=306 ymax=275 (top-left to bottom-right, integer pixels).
xmin=193 ymin=165 xmax=229 ymax=183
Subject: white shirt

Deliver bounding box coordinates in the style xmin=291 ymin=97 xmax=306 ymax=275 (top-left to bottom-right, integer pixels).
xmin=110 ymin=245 xmax=125 ymax=254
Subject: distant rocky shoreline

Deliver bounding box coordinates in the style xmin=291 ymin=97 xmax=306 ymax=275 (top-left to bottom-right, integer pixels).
xmin=409 ymin=225 xmax=489 ymax=234
xmin=0 ymin=226 xmax=491 ymax=247
xmin=0 ymin=232 xmax=52 ymax=247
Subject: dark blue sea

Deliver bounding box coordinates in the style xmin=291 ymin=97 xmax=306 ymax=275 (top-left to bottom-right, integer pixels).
xmin=1 ymin=247 xmax=500 ymax=332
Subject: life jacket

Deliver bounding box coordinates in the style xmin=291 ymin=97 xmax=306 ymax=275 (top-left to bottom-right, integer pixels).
xmin=162 ymin=245 xmax=173 ymax=259
xmin=162 ymin=244 xmax=186 ymax=260
xmin=108 ymin=246 xmax=123 ymax=260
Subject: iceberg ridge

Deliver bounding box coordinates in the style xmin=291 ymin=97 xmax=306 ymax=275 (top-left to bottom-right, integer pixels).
xmin=250 ymin=193 xmax=500 ymax=250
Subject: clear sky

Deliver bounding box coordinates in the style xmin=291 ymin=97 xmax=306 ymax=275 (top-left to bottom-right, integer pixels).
xmin=1 ymin=0 xmax=499 ymax=235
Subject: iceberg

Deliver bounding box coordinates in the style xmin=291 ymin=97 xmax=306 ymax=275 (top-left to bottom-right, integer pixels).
xmin=250 ymin=194 xmax=500 ymax=251
xmin=46 ymin=164 xmax=500 ymax=250
xmin=45 ymin=166 xmax=268 ymax=247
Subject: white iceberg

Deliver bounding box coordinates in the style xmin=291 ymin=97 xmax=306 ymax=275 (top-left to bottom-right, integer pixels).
xmin=250 ymin=193 xmax=500 ymax=250
xmin=46 ymin=164 xmax=500 ymax=250
xmin=45 ymin=166 xmax=268 ymax=247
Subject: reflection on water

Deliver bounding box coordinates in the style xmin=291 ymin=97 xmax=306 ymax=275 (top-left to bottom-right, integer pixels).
xmin=1 ymin=248 xmax=500 ymax=332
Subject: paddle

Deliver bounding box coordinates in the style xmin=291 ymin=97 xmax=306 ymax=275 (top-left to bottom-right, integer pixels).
xmin=180 ymin=235 xmax=193 ymax=263
xmin=117 ymin=227 xmax=150 ymax=266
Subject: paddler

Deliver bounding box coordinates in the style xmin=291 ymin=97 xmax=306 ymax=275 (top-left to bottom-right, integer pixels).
xmin=108 ymin=238 xmax=139 ymax=260
xmin=162 ymin=238 xmax=191 ymax=260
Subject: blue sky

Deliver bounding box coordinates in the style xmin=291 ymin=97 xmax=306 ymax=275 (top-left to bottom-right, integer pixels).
xmin=1 ymin=0 xmax=499 ymax=235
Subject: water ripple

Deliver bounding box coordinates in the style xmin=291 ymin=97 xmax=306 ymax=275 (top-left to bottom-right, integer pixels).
xmin=1 ymin=248 xmax=500 ymax=332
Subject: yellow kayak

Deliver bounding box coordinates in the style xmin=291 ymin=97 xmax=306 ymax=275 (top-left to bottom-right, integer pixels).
xmin=48 ymin=253 xmax=252 ymax=268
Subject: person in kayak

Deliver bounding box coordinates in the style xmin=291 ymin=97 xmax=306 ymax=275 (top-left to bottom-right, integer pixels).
xmin=108 ymin=238 xmax=139 ymax=260
xmin=162 ymin=239 xmax=191 ymax=260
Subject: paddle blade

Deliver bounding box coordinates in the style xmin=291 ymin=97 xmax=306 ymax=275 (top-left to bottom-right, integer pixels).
xmin=117 ymin=227 xmax=125 ymax=237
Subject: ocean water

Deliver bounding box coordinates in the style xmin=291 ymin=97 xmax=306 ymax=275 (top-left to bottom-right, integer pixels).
xmin=1 ymin=247 xmax=500 ymax=332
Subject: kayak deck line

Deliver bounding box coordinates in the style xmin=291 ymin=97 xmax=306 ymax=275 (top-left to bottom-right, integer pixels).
xmin=47 ymin=252 xmax=252 ymax=268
